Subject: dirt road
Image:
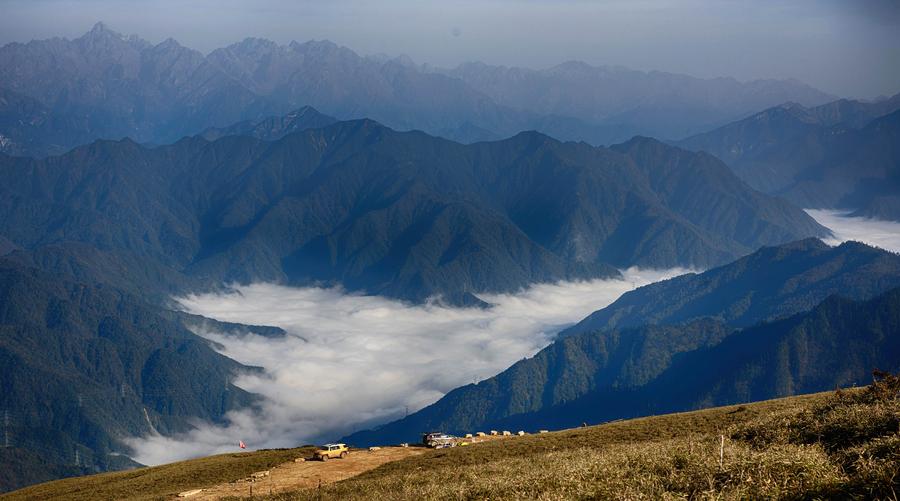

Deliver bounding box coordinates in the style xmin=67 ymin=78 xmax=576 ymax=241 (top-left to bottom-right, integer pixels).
xmin=184 ymin=446 xmax=426 ymax=499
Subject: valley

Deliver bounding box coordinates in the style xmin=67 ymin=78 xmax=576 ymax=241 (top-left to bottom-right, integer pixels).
xmin=1 ymin=9 xmax=898 ymax=498
xmin=137 ymin=210 xmax=900 ymax=466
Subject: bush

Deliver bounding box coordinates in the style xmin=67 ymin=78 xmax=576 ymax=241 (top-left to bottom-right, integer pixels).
xmin=732 ymin=370 xmax=900 ymax=499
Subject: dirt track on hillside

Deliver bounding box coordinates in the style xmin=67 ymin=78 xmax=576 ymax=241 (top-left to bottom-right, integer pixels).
xmin=183 ymin=446 xmax=426 ymax=499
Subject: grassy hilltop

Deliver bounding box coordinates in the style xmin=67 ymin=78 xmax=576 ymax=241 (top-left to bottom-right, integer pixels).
xmin=1 ymin=447 xmax=315 ymax=501
xmin=4 ymin=372 xmax=898 ymax=500
xmin=270 ymin=372 xmax=900 ymax=500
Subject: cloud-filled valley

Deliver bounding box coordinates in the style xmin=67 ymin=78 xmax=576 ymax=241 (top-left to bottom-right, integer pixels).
xmin=125 ymin=268 xmax=688 ymax=465
xmin=1 ymin=3 xmax=899 ymax=495
xmin=123 ymin=211 xmax=900 ymax=466
xmin=808 ymin=209 xmax=900 ymax=253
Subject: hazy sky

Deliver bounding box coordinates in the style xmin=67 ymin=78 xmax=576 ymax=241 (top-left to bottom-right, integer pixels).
xmin=1 ymin=1 xmax=898 ymax=99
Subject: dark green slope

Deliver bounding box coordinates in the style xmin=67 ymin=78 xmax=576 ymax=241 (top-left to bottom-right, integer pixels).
xmin=500 ymin=287 xmax=900 ymax=431
xmin=0 ymin=260 xmax=257 ymax=492
xmin=347 ymin=319 xmax=732 ymax=439
xmin=611 ymin=137 xmax=824 ymax=255
xmin=679 ymin=95 xmax=900 ymax=220
xmin=345 ymin=285 xmax=900 ymax=445
xmin=0 ymin=119 xmax=826 ymax=303
xmin=564 ymin=239 xmax=900 ymax=334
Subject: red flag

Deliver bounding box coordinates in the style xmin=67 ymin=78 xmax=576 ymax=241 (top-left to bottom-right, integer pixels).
xmin=239 ymin=440 xmax=246 ymax=449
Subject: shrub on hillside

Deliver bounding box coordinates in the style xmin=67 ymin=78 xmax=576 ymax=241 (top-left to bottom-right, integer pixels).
xmin=733 ymin=370 xmax=900 ymax=498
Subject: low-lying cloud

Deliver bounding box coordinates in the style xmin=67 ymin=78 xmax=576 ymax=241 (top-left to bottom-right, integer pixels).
xmin=120 ymin=211 xmax=899 ymax=465
xmin=807 ymin=209 xmax=900 ymax=253
xmin=125 ymin=268 xmax=688 ymax=465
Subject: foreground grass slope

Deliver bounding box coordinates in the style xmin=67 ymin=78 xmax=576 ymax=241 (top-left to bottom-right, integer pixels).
xmin=1 ymin=447 xmax=314 ymax=501
xmin=6 ymin=373 xmax=898 ymax=500
xmin=271 ymin=373 xmax=900 ymax=500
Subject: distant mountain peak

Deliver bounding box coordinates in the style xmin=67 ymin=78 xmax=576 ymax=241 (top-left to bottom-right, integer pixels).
xmin=290 ymin=38 xmax=340 ymax=51
xmin=555 ymin=60 xmax=593 ymax=70
xmin=90 ymin=21 xmax=111 ymax=34
xmin=617 ymin=135 xmax=663 ymax=147
xmin=776 ymin=101 xmax=806 ymax=111
xmin=546 ymin=60 xmax=615 ymax=76
xmin=735 ymin=101 xmax=818 ymax=126
xmin=233 ymin=36 xmax=278 ymax=51
xmin=775 ymin=236 xmax=830 ymax=251
xmin=390 ymin=53 xmax=417 ymax=68
xmin=196 ymin=106 xmax=338 ymax=142
xmin=457 ymin=60 xmax=491 ymax=70
xmin=285 ymin=105 xmax=319 ymax=117
xmin=506 ymin=129 xmax=557 ymax=145
xmin=75 ymin=21 xmax=147 ymax=52
xmin=83 ymin=21 xmax=124 ymax=41
xmin=156 ymin=37 xmax=183 ymax=49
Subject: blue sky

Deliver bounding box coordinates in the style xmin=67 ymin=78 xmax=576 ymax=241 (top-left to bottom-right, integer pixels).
xmin=1 ymin=0 xmax=898 ymax=98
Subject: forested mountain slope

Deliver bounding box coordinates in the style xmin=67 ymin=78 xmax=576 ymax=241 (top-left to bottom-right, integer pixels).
xmin=565 ymin=238 xmax=900 ymax=334
xmin=679 ymin=96 xmax=900 ymax=220
xmin=346 ymin=283 xmax=900 ymax=445
xmin=0 ymin=118 xmax=826 ymax=303
xmin=0 ymin=260 xmax=256 ymax=491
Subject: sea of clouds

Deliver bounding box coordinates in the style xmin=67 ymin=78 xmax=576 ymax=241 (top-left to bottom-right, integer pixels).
xmin=125 ymin=211 xmax=900 ymax=465
xmin=807 ymin=209 xmax=900 ymax=253
xmin=125 ymin=268 xmax=688 ymax=465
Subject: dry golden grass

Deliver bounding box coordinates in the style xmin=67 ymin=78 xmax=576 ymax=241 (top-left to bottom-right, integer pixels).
xmin=278 ymin=439 xmax=841 ymax=500
xmin=0 ymin=447 xmax=314 ymax=501
xmin=259 ymin=375 xmax=899 ymax=500
xmin=8 ymin=374 xmax=899 ymax=501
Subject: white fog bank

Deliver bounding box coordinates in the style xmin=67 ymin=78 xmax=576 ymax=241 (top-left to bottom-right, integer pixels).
xmin=123 ymin=211 xmax=899 ymax=465
xmin=125 ymin=268 xmax=688 ymax=465
xmin=807 ymin=209 xmax=900 ymax=253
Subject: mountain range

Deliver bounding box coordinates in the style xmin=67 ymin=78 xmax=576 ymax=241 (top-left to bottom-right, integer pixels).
xmin=0 ymin=23 xmax=835 ymax=157
xmin=345 ymin=240 xmax=900 ymax=445
xmin=0 ymin=110 xmax=832 ymax=490
xmin=1 ymin=24 xmax=897 ymax=493
xmin=680 ymin=94 xmax=900 ymax=220
xmin=437 ymin=61 xmax=835 ymax=143
xmin=0 ymin=117 xmax=826 ymax=304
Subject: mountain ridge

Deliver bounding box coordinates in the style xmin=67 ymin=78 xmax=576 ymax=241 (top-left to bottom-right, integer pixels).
xmin=678 ymin=94 xmax=900 ymax=220
xmin=344 ymin=274 xmax=900 ymax=445
xmin=0 ymin=116 xmax=828 ymax=303
xmin=0 ymin=23 xmax=836 ymax=156
xmin=562 ymin=238 xmax=900 ymax=335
